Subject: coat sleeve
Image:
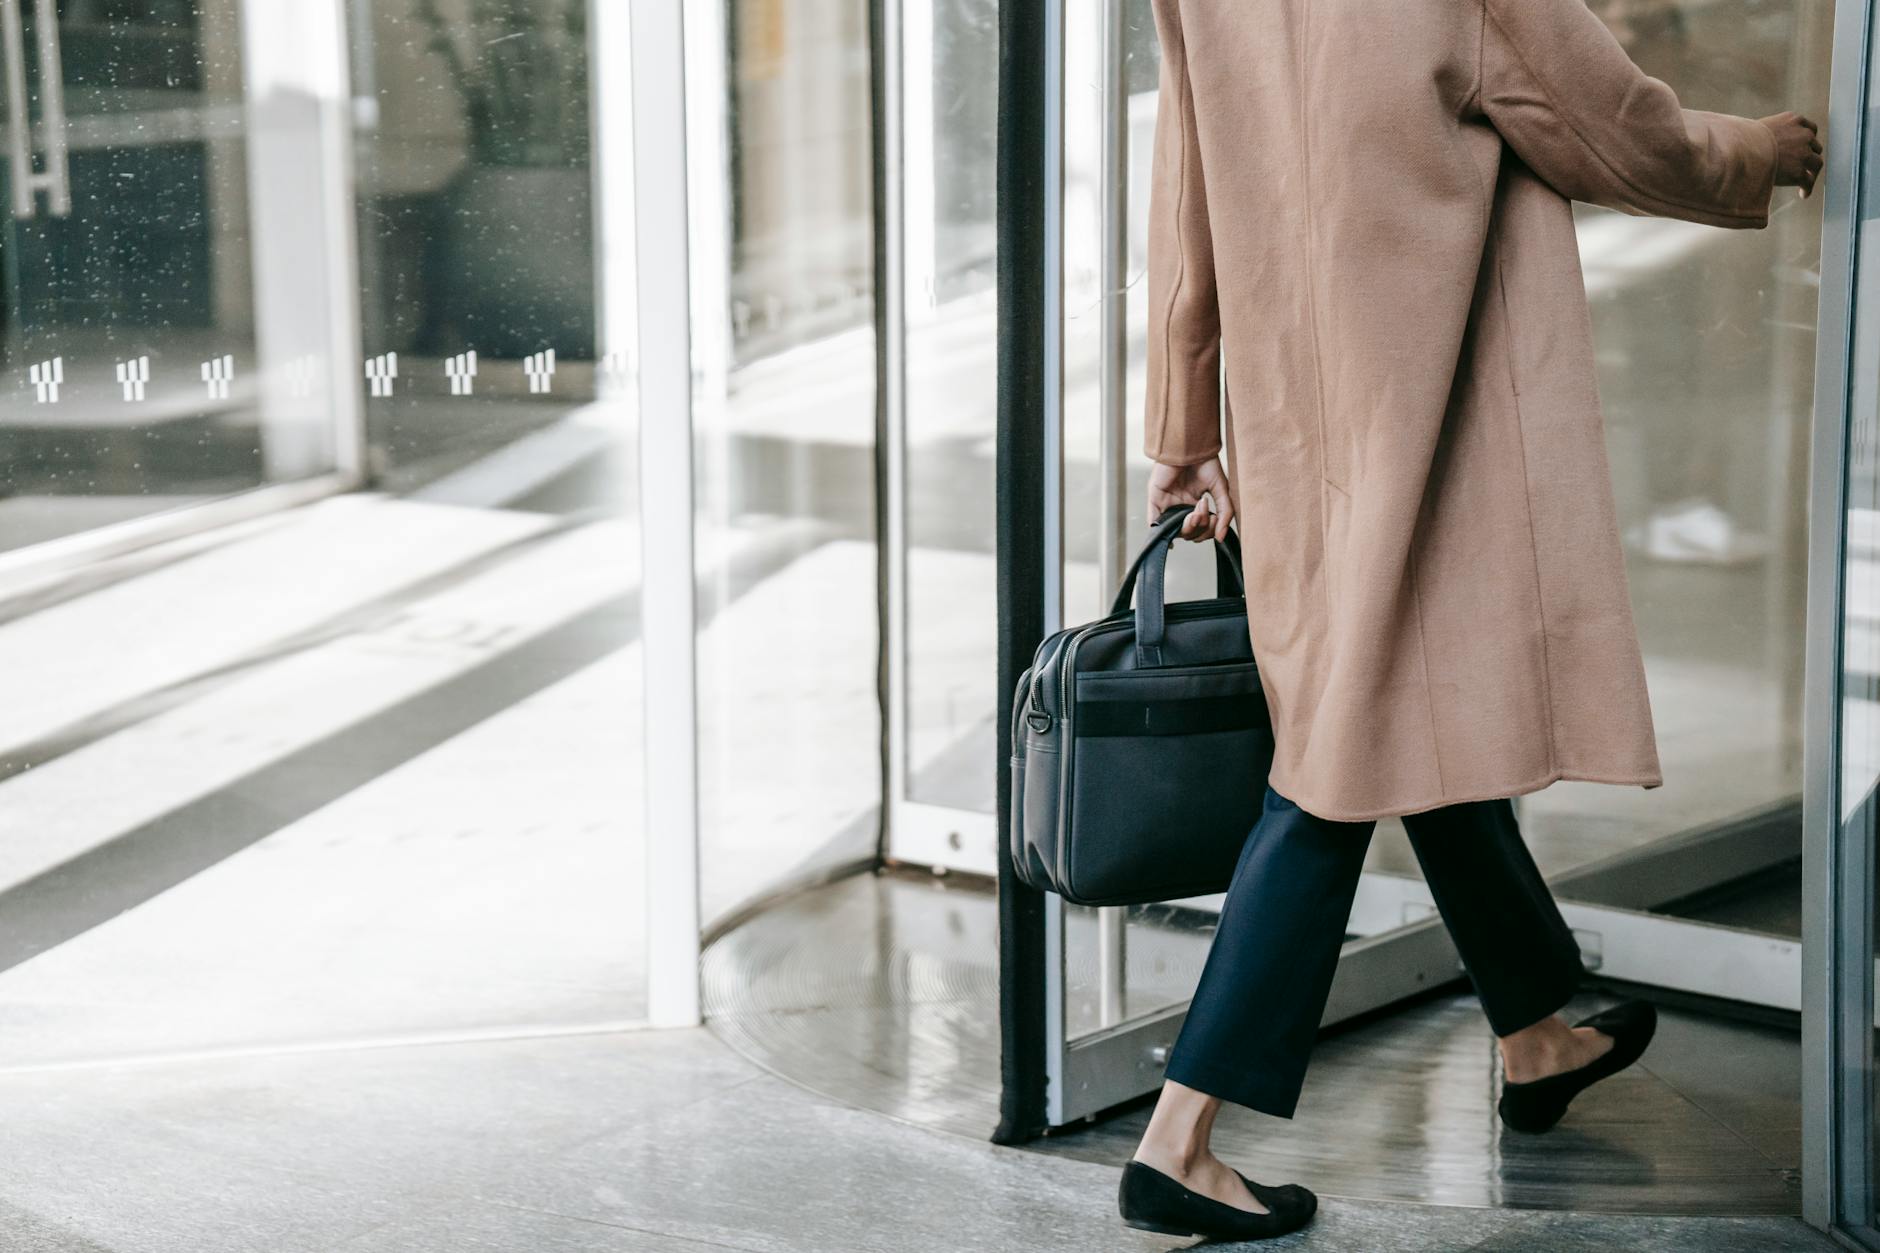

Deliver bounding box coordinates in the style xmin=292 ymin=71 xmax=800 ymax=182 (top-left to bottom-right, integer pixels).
xmin=1143 ymin=0 xmax=1222 ymax=467
xmin=1477 ymin=0 xmax=1777 ymax=229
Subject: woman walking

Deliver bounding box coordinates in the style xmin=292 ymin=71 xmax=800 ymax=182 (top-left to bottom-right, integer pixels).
xmin=1119 ymin=0 xmax=1822 ymax=1240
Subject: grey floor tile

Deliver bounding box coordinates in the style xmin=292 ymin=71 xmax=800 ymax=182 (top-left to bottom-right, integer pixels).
xmin=474 ymin=1071 xmax=1140 ymax=1252
xmin=0 ymin=1024 xmax=1840 ymax=1253
xmin=331 ymin=1200 xmax=762 ymax=1252
xmin=0 ymin=1197 xmax=117 ymax=1253
xmin=1465 ymin=1211 xmax=1837 ymax=1252
xmin=0 ymin=1144 xmax=406 ymax=1253
xmin=0 ymin=1028 xmax=759 ymax=1203
xmin=0 ymin=1029 xmax=761 ymax=1253
xmin=1636 ymin=1009 xmax=1804 ymax=1167
xmin=1213 ymin=1197 xmax=1531 ymax=1252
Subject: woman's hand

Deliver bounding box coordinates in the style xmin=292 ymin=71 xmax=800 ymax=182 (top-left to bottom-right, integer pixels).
xmin=1148 ymin=457 xmax=1237 ymax=543
xmin=1760 ymin=111 xmax=1823 ymax=197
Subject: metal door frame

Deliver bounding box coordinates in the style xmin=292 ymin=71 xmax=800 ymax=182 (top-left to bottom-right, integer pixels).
xmin=1802 ymin=0 xmax=1878 ymax=1239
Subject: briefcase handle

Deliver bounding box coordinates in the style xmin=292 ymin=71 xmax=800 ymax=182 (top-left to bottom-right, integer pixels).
xmin=1110 ymin=504 xmax=1244 ymax=669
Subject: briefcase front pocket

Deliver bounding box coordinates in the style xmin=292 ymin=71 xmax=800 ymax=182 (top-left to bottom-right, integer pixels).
xmin=1058 ymin=667 xmax=1270 ymax=905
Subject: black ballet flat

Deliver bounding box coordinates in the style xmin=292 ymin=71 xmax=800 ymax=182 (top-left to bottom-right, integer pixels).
xmin=1497 ymin=999 xmax=1658 ymax=1134
xmin=1117 ymin=1159 xmax=1317 ymax=1241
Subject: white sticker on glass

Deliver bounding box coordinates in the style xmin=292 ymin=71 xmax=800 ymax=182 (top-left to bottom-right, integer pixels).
xmin=446 ymin=350 xmax=479 ymax=396
xmin=202 ymin=355 xmax=235 ymax=401
xmin=524 ymin=348 xmax=557 ymax=395
xmin=29 ymin=357 xmax=63 ymax=404
xmin=117 ymin=356 xmax=150 ymax=402
xmin=366 ymin=352 xmax=399 ymax=398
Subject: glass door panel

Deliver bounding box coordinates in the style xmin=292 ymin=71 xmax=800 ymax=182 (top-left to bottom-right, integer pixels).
xmin=1836 ymin=1 xmax=1880 ymax=1226
xmin=903 ymin=0 xmax=998 ymax=816
xmin=1057 ymin=0 xmax=1201 ymax=1047
xmin=1338 ymin=0 xmax=1833 ymax=1008
xmin=885 ymin=0 xmax=1001 ymax=872
xmin=1044 ymin=0 xmax=1838 ymax=1127
xmin=0 ymin=0 xmax=338 ymax=553
xmin=349 ymin=0 xmax=599 ymax=492
xmin=0 ymin=0 xmax=651 ymax=1067
xmin=1517 ymin=0 xmax=1830 ymax=902
xmin=696 ymin=0 xmax=882 ymax=933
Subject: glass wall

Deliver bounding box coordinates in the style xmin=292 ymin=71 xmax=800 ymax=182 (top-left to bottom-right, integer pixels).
xmin=1047 ymin=0 xmax=1835 ymax=1050
xmin=1825 ymin=0 xmax=1880 ymax=1231
xmin=727 ymin=0 xmax=874 ymax=364
xmin=0 ymin=0 xmax=647 ymax=1066
xmin=696 ymin=0 xmax=882 ymax=931
xmin=902 ymin=0 xmax=1000 ymax=817
xmin=350 ymin=0 xmax=603 ymax=491
xmin=1057 ymin=0 xmax=1198 ymax=1034
xmin=0 ymin=0 xmax=342 ymax=555
xmin=1519 ymin=0 xmax=1832 ymax=885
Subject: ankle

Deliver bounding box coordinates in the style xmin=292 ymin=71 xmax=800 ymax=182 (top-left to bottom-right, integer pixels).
xmin=1133 ymin=1137 xmax=1210 ymax=1177
xmin=1499 ymin=1015 xmax=1572 ymax=1079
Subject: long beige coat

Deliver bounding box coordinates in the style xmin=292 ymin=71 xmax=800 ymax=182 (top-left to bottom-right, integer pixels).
xmin=1144 ymin=0 xmax=1778 ymax=821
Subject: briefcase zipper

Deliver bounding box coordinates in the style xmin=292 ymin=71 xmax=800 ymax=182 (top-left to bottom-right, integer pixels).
xmin=1034 ymin=598 xmax=1246 ymax=724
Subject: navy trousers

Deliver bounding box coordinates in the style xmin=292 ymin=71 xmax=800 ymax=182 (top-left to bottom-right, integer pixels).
xmin=1162 ymin=783 xmax=1587 ymax=1118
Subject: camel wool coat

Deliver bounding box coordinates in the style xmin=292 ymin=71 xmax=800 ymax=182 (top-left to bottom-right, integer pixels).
xmin=1144 ymin=0 xmax=1778 ymax=821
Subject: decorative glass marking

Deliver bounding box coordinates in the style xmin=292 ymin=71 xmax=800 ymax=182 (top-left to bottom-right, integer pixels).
xmin=116 ymin=356 xmax=150 ymax=402
xmin=365 ymin=352 xmax=399 ymax=398
xmin=523 ymin=348 xmax=557 ymax=395
xmin=29 ymin=357 xmax=63 ymax=404
xmin=446 ymin=350 xmax=479 ymax=396
xmin=201 ymin=355 xmax=235 ymax=401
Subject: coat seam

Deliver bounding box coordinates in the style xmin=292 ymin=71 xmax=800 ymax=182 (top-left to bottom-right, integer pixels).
xmin=1407 ymin=543 xmax=1446 ymax=794
xmin=1299 ymin=7 xmax=1334 ymax=492
xmin=1297 ymin=1 xmax=1339 ymax=630
xmin=1464 ymin=0 xmax=1486 ymax=117
xmin=1150 ymin=0 xmax=1194 ymax=465
xmin=1481 ymin=3 xmax=1766 ymax=224
xmin=1491 ymin=232 xmax=1561 ymax=775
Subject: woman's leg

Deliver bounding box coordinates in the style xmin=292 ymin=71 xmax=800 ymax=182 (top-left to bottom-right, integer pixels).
xmin=1398 ymin=797 xmax=1613 ymax=1079
xmin=1134 ymin=785 xmax=1375 ymax=1208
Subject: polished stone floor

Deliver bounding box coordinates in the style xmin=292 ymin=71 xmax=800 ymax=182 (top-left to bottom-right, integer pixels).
xmin=0 ymin=1024 xmax=1836 ymax=1252
xmin=705 ymin=872 xmax=1810 ymax=1216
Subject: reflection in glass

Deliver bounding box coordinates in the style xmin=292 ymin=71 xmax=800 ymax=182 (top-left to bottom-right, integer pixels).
xmin=0 ymin=0 xmax=647 ymax=1064
xmin=1056 ymin=0 xmax=1835 ymax=1044
xmin=1842 ymin=1 xmax=1880 ymax=1211
xmin=1063 ymin=900 xmax=1215 ymax=1036
xmin=1840 ymin=12 xmax=1880 ymax=826
xmin=1424 ymin=2 xmax=1831 ymax=902
xmin=904 ymin=0 xmax=999 ymax=812
xmin=0 ymin=2 xmax=289 ymax=552
xmin=729 ymin=0 xmax=874 ymax=364
xmin=350 ymin=0 xmax=599 ymax=492
xmin=698 ymin=0 xmax=881 ymax=930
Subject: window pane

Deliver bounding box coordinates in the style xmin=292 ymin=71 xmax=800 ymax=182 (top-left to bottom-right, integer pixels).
xmin=905 ymin=0 xmax=1000 ymax=814
xmin=0 ymin=0 xmax=647 ymax=1065
xmin=0 ymin=3 xmax=337 ymax=554
xmin=698 ymin=0 xmax=882 ymax=931
xmin=1520 ymin=0 xmax=1830 ymax=881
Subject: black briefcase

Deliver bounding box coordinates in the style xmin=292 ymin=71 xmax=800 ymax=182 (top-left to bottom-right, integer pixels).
xmin=1008 ymin=504 xmax=1272 ymax=907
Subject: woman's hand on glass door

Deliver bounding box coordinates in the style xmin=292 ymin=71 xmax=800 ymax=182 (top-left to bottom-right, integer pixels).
xmin=1148 ymin=457 xmax=1236 ymax=543
xmin=1759 ymin=111 xmax=1823 ymax=197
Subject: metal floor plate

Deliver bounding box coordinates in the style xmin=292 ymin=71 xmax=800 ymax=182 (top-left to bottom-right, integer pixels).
xmin=703 ymin=872 xmax=1803 ymax=1215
